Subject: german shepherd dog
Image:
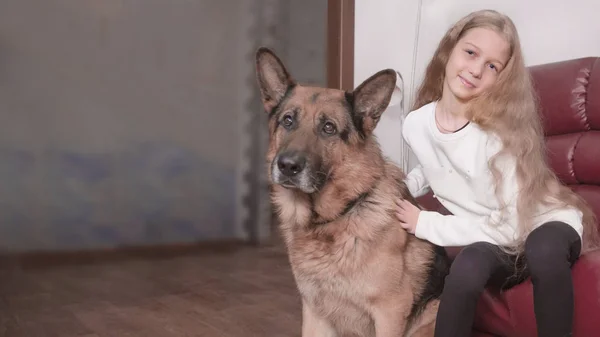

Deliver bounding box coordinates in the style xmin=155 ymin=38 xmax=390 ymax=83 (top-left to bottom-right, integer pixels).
xmin=254 ymin=47 xmax=450 ymax=337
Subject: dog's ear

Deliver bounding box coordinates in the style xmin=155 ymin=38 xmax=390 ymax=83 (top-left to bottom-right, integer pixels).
xmin=255 ymin=47 xmax=296 ymax=113
xmin=350 ymin=69 xmax=397 ymax=134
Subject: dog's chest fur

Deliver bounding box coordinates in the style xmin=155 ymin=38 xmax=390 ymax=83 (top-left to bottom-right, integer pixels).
xmin=275 ymin=188 xmax=410 ymax=336
xmin=295 ymin=244 xmax=394 ymax=335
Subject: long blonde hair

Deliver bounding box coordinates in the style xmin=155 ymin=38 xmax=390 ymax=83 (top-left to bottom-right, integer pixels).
xmin=412 ymin=9 xmax=599 ymax=254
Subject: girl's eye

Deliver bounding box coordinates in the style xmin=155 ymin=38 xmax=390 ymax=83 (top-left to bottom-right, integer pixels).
xmin=466 ymin=49 xmax=475 ymax=56
xmin=488 ymin=63 xmax=498 ymax=71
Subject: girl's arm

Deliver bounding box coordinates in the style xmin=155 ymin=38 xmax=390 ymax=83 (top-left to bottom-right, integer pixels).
xmin=404 ymin=164 xmax=431 ymax=198
xmin=413 ymin=143 xmax=520 ymax=247
xmin=401 ymin=112 xmax=431 ymax=198
xmin=414 ymin=207 xmax=518 ymax=246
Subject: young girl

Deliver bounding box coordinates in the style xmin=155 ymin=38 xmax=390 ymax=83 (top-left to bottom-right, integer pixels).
xmin=396 ymin=9 xmax=600 ymax=337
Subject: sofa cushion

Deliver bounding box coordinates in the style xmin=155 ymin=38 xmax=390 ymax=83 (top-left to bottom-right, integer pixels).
xmin=528 ymin=57 xmax=599 ymax=136
xmin=529 ymin=57 xmax=600 ymax=227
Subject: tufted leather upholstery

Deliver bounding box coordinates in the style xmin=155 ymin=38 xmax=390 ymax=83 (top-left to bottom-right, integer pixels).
xmin=532 ymin=57 xmax=600 ymax=225
xmin=417 ymin=57 xmax=600 ymax=337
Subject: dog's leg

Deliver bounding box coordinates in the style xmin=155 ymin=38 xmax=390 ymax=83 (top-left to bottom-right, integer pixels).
xmin=372 ymin=303 xmax=409 ymax=337
xmin=302 ymin=301 xmax=337 ymax=337
xmin=407 ymin=321 xmax=435 ymax=337
xmin=404 ymin=300 xmax=439 ymax=337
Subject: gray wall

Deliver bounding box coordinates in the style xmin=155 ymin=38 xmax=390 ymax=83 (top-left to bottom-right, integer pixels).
xmin=0 ymin=0 xmax=326 ymax=252
xmin=286 ymin=0 xmax=327 ymax=86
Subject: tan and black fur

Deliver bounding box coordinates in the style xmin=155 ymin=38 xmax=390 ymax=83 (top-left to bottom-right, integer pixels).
xmin=255 ymin=47 xmax=450 ymax=337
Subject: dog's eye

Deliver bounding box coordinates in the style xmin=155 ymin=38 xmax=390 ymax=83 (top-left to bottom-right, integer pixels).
xmin=282 ymin=115 xmax=293 ymax=128
xmin=322 ymin=122 xmax=336 ymax=135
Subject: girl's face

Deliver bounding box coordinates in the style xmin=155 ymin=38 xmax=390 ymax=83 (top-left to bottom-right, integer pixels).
xmin=444 ymin=27 xmax=510 ymax=102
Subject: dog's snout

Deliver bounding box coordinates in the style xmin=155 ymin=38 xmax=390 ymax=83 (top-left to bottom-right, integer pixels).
xmin=277 ymin=152 xmax=306 ymax=177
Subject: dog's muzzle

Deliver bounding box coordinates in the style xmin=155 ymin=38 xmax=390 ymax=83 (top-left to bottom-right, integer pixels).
xmin=277 ymin=151 xmax=306 ymax=177
xmin=271 ymin=150 xmax=316 ymax=193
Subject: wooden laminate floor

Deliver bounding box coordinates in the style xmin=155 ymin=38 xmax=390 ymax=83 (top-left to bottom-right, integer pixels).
xmin=0 ymin=243 xmax=302 ymax=337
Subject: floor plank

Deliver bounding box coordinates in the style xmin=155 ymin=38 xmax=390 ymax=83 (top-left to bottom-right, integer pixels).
xmin=0 ymin=244 xmax=302 ymax=337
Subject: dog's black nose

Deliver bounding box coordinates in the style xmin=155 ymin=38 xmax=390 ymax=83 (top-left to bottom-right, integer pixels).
xmin=277 ymin=152 xmax=306 ymax=177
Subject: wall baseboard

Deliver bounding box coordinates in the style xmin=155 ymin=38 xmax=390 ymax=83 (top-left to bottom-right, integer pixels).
xmin=0 ymin=239 xmax=250 ymax=270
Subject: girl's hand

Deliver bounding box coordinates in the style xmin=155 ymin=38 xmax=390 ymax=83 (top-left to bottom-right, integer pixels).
xmin=395 ymin=198 xmax=421 ymax=234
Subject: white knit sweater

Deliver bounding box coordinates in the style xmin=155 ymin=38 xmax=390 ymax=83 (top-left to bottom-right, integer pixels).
xmin=402 ymin=101 xmax=583 ymax=247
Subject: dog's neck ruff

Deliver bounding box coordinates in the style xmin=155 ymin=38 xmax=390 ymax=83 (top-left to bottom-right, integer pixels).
xmin=309 ymin=176 xmax=382 ymax=226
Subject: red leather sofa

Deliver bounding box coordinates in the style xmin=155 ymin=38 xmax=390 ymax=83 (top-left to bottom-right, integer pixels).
xmin=417 ymin=57 xmax=600 ymax=337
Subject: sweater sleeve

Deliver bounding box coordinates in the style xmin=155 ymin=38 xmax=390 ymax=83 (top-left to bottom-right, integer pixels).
xmin=401 ymin=111 xmax=431 ymax=198
xmin=414 ymin=209 xmax=518 ymax=246
xmin=404 ymin=164 xmax=431 ymax=198
xmin=413 ymin=141 xmax=521 ymax=247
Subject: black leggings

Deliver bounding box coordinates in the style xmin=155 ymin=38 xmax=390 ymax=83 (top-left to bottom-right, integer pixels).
xmin=434 ymin=221 xmax=582 ymax=337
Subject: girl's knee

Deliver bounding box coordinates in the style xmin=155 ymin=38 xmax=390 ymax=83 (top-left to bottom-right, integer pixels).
xmin=445 ymin=242 xmax=498 ymax=293
xmin=525 ymin=221 xmax=580 ymax=274
xmin=454 ymin=242 xmax=499 ymax=267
